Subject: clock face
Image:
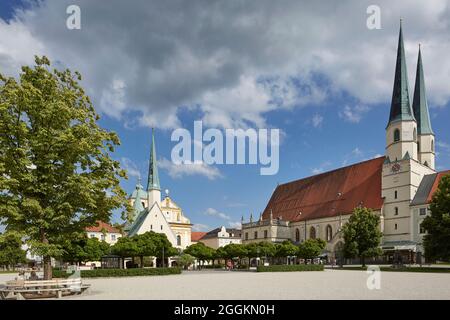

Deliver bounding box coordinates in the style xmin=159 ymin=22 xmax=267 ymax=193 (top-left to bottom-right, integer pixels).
xmin=391 ymin=163 xmax=401 ymax=173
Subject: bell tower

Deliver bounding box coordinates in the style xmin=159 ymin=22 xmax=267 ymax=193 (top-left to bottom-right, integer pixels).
xmin=147 ymin=128 xmax=161 ymax=206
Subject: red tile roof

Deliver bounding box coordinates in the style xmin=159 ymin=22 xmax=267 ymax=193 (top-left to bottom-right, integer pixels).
xmin=191 ymin=232 xmax=207 ymax=242
xmin=262 ymin=157 xmax=385 ymax=222
xmin=85 ymin=221 xmax=121 ymax=234
xmin=427 ymin=170 xmax=450 ymax=203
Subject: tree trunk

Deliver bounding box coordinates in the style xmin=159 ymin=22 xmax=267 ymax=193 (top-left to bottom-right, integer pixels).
xmin=140 ymin=256 xmax=144 ymax=268
xmin=361 ymin=256 xmax=366 ymax=268
xmin=43 ymin=256 xmax=52 ymax=280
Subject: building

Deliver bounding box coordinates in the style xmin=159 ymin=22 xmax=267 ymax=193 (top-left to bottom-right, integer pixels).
xmin=125 ymin=129 xmax=193 ymax=250
xmin=242 ymin=23 xmax=448 ymax=263
xmin=191 ymin=232 xmax=207 ymax=244
xmin=199 ymin=226 xmax=242 ymax=249
xmin=85 ymin=221 xmax=122 ymax=245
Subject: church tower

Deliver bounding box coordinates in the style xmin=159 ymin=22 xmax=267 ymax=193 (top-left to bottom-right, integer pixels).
xmin=147 ymin=128 xmax=161 ymax=206
xmin=382 ymin=21 xmax=435 ymax=245
xmin=385 ymin=21 xmax=418 ymax=163
xmin=412 ymin=45 xmax=435 ymax=169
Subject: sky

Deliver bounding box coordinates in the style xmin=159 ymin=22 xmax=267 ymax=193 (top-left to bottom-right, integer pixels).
xmin=1 ymin=0 xmax=450 ymax=232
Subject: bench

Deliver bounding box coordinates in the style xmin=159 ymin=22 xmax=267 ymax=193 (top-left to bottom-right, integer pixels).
xmin=0 ymin=278 xmax=91 ymax=300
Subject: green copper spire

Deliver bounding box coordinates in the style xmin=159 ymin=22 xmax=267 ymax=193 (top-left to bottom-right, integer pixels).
xmin=388 ymin=20 xmax=415 ymax=126
xmin=147 ymin=128 xmax=160 ymax=191
xmin=133 ymin=181 xmax=145 ymax=214
xmin=412 ymin=45 xmax=433 ymax=135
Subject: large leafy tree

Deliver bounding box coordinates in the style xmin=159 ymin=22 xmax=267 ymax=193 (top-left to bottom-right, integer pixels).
xmin=0 ymin=232 xmax=27 ymax=270
xmin=275 ymin=241 xmax=298 ymax=258
xmin=0 ymin=57 xmax=130 ymax=279
xmin=184 ymin=242 xmax=215 ymax=266
xmin=111 ymin=236 xmax=139 ymax=259
xmin=422 ymin=174 xmax=450 ymax=262
xmin=342 ymin=207 xmax=382 ymax=267
xmin=62 ymin=236 xmax=110 ymax=264
xmin=297 ymin=239 xmax=326 ymax=262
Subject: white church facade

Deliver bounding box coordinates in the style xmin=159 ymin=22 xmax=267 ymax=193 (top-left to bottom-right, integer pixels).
xmin=124 ymin=129 xmax=193 ymax=250
xmin=241 ymin=23 xmax=449 ymax=264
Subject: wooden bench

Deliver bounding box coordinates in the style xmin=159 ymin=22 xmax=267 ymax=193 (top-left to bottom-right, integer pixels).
xmin=1 ymin=278 xmax=91 ymax=300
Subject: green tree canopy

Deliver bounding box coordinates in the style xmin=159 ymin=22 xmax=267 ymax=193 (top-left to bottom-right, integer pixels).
xmin=0 ymin=57 xmax=131 ymax=279
xmin=342 ymin=207 xmax=382 ymax=266
xmin=422 ymin=174 xmax=450 ymax=261
xmin=111 ymin=236 xmax=139 ymax=258
xmin=178 ymin=253 xmax=196 ymax=269
xmin=275 ymin=241 xmax=298 ymax=258
xmin=184 ymin=242 xmax=215 ymax=263
xmin=0 ymin=232 xmax=27 ymax=269
xmin=62 ymin=236 xmax=110 ymax=264
xmin=297 ymin=239 xmax=326 ymax=261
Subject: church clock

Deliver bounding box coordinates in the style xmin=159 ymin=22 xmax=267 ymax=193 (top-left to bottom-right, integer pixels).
xmin=391 ymin=163 xmax=401 ymax=173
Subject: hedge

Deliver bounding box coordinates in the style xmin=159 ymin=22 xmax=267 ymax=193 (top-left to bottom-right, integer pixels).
xmin=256 ymin=264 xmax=324 ymax=272
xmin=53 ymin=267 xmax=182 ymax=278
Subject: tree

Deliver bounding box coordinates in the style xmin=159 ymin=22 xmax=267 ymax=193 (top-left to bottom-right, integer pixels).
xmin=184 ymin=242 xmax=215 ymax=267
xmin=297 ymin=239 xmax=326 ymax=262
xmin=62 ymin=235 xmax=111 ymax=264
xmin=223 ymin=243 xmax=248 ymax=266
xmin=422 ymin=174 xmax=450 ymax=262
xmin=178 ymin=253 xmax=195 ymax=270
xmin=275 ymin=241 xmax=298 ymax=257
xmin=111 ymin=236 xmax=139 ymax=260
xmin=0 ymin=56 xmax=131 ymax=279
xmin=342 ymin=207 xmax=382 ymax=267
xmin=0 ymin=232 xmax=27 ymax=270
xmin=134 ymin=232 xmax=157 ymax=267
xmin=257 ymin=241 xmax=276 ymax=265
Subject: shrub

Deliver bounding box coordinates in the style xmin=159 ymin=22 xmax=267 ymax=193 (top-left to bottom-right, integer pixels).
xmin=53 ymin=267 xmax=181 ymax=278
xmin=256 ymin=264 xmax=324 ymax=272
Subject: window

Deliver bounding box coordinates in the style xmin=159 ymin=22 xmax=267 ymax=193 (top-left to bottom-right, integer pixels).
xmin=176 ymin=235 xmax=181 ymax=246
xmin=394 ymin=191 xmax=398 ymax=199
xmin=90 ymin=234 xmax=95 ymax=238
xmin=326 ymin=225 xmax=333 ymax=242
xmin=309 ymin=227 xmax=316 ymax=240
xmin=254 ymin=231 xmax=258 ymax=239
xmin=295 ymin=228 xmax=300 ymax=242
xmin=101 ymin=234 xmax=105 ymax=241
xmin=111 ymin=235 xmax=116 ymax=241
xmin=394 ymin=223 xmax=398 ymax=230
xmin=150 ymin=224 xmax=153 ymax=230
xmin=419 ymin=208 xmax=427 ymax=216
xmin=141 ymin=201 xmax=145 ymax=208
xmin=264 ymin=230 xmax=268 ymax=239
xmin=420 ymin=223 xmax=426 ymax=234
xmin=245 ymin=233 xmax=249 ymax=240
xmin=160 ymin=225 xmax=163 ymax=230
xmin=395 ymin=207 xmax=399 ymax=216
xmin=394 ymin=129 xmax=400 ymax=142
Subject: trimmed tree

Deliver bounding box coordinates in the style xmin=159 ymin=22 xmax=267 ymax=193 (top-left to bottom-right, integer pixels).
xmin=0 ymin=56 xmax=131 ymax=279
xmin=0 ymin=232 xmax=27 ymax=270
xmin=62 ymin=236 xmax=110 ymax=264
xmin=422 ymin=174 xmax=450 ymax=262
xmin=342 ymin=207 xmax=382 ymax=267
xmin=184 ymin=242 xmax=215 ymax=267
xmin=297 ymin=239 xmax=326 ymax=262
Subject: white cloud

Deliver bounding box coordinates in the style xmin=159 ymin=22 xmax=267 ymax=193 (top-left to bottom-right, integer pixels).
xmin=2 ymin=1 xmax=450 ymax=130
xmin=339 ymin=105 xmax=370 ymax=123
xmin=192 ymin=223 xmax=210 ymax=232
xmin=228 ymin=221 xmax=242 ymax=229
xmin=120 ymin=157 xmax=141 ymax=180
xmin=204 ymin=207 xmax=231 ymax=220
xmin=159 ymin=157 xmax=223 ymax=180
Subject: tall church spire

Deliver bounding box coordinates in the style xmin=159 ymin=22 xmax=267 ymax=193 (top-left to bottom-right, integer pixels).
xmin=412 ymin=45 xmax=433 ymax=135
xmin=147 ymin=128 xmax=160 ymax=191
xmin=388 ymin=20 xmax=415 ymax=126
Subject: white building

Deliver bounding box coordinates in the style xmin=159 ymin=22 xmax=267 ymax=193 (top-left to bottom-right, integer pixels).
xmin=199 ymin=226 xmax=242 ymax=249
xmin=242 ymin=23 xmax=448 ymax=264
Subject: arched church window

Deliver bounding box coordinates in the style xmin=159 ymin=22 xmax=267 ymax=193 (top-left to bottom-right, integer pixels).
xmin=141 ymin=202 xmax=145 ymax=208
xmin=176 ymin=235 xmax=181 ymax=246
xmin=395 ymin=207 xmax=399 ymax=215
xmin=326 ymin=225 xmax=332 ymax=242
xmin=394 ymin=129 xmax=400 ymax=142
xmin=295 ymin=228 xmax=300 ymax=242
xmin=309 ymin=226 xmax=316 ymax=239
